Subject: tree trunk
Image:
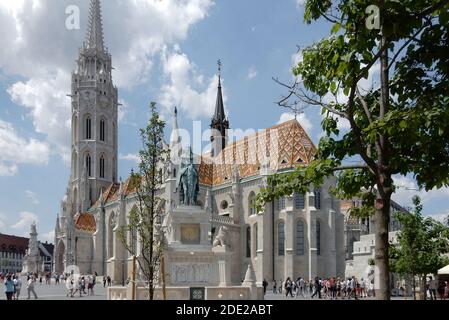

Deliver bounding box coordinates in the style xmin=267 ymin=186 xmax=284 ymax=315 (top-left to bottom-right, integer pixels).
xmin=374 ymin=190 xmax=391 ymax=300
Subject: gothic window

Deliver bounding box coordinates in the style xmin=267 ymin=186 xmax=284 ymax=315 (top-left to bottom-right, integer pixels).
xmin=248 ymin=192 xmax=256 ymax=216
xmin=314 ymin=188 xmax=321 ymax=209
xmin=100 ymin=119 xmax=106 ymax=142
xmin=316 ymin=220 xmax=321 ymax=256
xmin=278 ymin=221 xmax=285 ymax=256
xmin=277 ymin=197 xmax=286 ymax=211
xmin=86 ymin=154 xmax=92 ymax=177
xmin=100 ymin=156 xmax=105 ymax=179
xmin=85 ymin=116 xmax=92 ymax=140
xmin=246 ymin=226 xmax=251 ymax=258
xmin=296 ymin=220 xmax=305 ymax=256
xmin=294 ymin=193 xmax=305 ymax=209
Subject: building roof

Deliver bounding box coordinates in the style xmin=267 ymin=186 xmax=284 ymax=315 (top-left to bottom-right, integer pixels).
xmin=0 ymin=234 xmax=29 ymax=254
xmin=199 ymin=119 xmax=317 ymax=186
xmin=74 ymin=213 xmax=97 ymax=233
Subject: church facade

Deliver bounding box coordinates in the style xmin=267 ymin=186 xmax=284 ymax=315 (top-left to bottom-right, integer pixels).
xmin=54 ymin=0 xmax=345 ymax=287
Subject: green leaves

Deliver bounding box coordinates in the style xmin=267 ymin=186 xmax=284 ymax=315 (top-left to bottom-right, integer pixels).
xmin=390 ymin=196 xmax=449 ymax=277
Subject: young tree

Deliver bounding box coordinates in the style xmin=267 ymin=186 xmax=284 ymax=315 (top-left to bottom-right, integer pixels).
xmin=118 ymin=102 xmax=168 ymax=300
xmin=390 ymin=196 xmax=449 ymax=300
xmin=255 ymin=1 xmax=449 ymax=299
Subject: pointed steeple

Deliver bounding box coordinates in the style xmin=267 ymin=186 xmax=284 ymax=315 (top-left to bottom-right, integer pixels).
xmin=210 ymin=60 xmax=230 ymax=157
xmin=170 ymin=107 xmax=182 ymax=161
xmin=213 ymin=59 xmax=226 ymax=123
xmin=85 ymin=0 xmax=105 ymax=52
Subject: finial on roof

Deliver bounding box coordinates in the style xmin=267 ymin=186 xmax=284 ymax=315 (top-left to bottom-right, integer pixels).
xmin=217 ymin=59 xmax=222 ymax=87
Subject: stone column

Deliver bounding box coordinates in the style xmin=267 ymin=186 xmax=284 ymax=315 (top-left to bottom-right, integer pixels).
xmin=307 ymin=190 xmax=317 ymax=280
xmin=328 ymin=209 xmax=337 ymax=277
xmin=284 ymin=195 xmax=294 ymax=280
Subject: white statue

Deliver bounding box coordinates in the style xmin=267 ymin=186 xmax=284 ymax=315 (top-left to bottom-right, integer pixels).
xmin=213 ymin=226 xmax=230 ymax=248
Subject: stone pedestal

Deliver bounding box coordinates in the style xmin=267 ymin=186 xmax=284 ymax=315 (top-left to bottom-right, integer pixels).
xmin=212 ymin=246 xmax=232 ymax=287
xmin=163 ymin=205 xmax=219 ymax=287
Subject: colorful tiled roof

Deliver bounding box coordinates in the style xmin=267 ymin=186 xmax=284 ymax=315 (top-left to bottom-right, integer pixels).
xmin=74 ymin=213 xmax=96 ymax=233
xmin=199 ymin=119 xmax=317 ymax=186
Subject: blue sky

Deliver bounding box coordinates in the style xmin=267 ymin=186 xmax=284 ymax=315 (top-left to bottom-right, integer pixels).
xmin=0 ymin=0 xmax=448 ymax=242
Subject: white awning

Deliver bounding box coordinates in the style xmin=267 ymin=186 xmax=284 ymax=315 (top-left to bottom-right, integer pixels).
xmin=438 ymin=265 xmax=449 ymax=275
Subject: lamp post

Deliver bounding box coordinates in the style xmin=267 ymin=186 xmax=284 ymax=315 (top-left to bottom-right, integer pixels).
xmin=122 ymin=260 xmax=125 ymax=287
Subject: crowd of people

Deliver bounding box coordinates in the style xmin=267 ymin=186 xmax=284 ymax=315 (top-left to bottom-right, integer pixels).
xmin=264 ymin=276 xmax=378 ymax=299
xmin=1 ymin=272 xmax=114 ymax=300
xmin=263 ymin=275 xmax=449 ymax=300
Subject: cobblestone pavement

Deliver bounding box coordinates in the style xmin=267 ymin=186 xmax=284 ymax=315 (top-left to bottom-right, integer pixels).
xmin=0 ymin=277 xmax=108 ymax=300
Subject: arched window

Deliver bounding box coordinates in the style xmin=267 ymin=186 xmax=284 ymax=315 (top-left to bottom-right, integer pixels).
xmin=316 ymin=220 xmax=321 ymax=256
xmin=278 ymin=222 xmax=285 ymax=256
xmin=314 ymin=188 xmax=321 ymax=209
xmin=246 ymin=226 xmax=251 ymax=258
xmin=100 ymin=119 xmax=106 ymax=142
xmin=85 ymin=154 xmax=92 ymax=177
xmin=85 ymin=116 xmax=92 ymax=140
xmin=100 ymin=155 xmax=105 ymax=179
xmin=248 ymin=192 xmax=256 ymax=216
xmin=294 ymin=193 xmax=305 ymax=209
xmin=296 ymin=220 xmax=305 ymax=256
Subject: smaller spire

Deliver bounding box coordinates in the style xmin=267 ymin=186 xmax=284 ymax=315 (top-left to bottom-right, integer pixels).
xmin=213 ymin=59 xmax=226 ymax=122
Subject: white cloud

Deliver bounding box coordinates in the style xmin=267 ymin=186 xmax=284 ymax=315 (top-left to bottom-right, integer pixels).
xmin=40 ymin=230 xmax=55 ymax=244
xmin=0 ymin=119 xmax=50 ymax=176
xmin=119 ymin=153 xmax=140 ymax=163
xmin=392 ymin=175 xmax=449 ymax=207
xmin=159 ymin=49 xmax=227 ymax=119
xmin=247 ymin=67 xmax=258 ymax=80
xmin=296 ymin=0 xmax=306 ymax=8
xmin=277 ymin=112 xmax=313 ymax=132
xmin=11 ymin=211 xmax=39 ymax=230
xmin=0 ymin=0 xmax=214 ymax=163
xmin=25 ymin=190 xmax=39 ymax=205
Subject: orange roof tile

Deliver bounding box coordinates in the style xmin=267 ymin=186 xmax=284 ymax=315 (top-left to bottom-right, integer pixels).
xmin=199 ymin=119 xmax=317 ymax=186
xmin=74 ymin=213 xmax=96 ymax=233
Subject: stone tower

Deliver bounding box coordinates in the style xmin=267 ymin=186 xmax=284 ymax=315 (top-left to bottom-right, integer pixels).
xmin=210 ymin=60 xmax=229 ymax=157
xmin=70 ymin=0 xmax=118 ymax=213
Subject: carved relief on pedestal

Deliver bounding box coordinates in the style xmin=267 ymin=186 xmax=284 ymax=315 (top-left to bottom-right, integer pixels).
xmin=171 ymin=263 xmax=212 ymax=284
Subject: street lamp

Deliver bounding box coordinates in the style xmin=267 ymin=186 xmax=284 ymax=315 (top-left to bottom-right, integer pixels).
xmin=122 ymin=260 xmax=125 ymax=287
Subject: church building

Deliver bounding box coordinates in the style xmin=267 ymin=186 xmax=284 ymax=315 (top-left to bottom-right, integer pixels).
xmin=54 ymin=0 xmax=345 ymax=287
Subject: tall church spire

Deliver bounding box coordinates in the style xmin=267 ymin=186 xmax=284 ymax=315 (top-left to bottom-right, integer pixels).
xmin=210 ymin=60 xmax=229 ymax=157
xmin=213 ymin=59 xmax=226 ymax=123
xmin=85 ymin=0 xmax=105 ymax=52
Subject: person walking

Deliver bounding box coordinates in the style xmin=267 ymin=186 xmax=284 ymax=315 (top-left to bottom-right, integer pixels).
xmin=428 ymin=276 xmax=438 ymax=300
xmin=103 ymin=276 xmax=107 ymax=287
xmin=13 ymin=276 xmax=22 ymax=300
xmin=262 ymin=279 xmax=268 ymax=295
xmin=107 ymin=275 xmax=112 ymax=287
xmin=26 ymin=276 xmax=38 ymax=300
xmin=311 ymin=277 xmax=321 ymax=299
xmin=285 ymin=278 xmax=293 ymax=298
xmin=272 ymin=280 xmax=277 ymax=294
xmin=66 ymin=276 xmax=74 ymax=298
xmin=4 ymin=275 xmax=15 ymax=300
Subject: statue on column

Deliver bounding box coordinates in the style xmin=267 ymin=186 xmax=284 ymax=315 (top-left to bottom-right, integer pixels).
xmin=175 ymin=148 xmax=199 ymax=206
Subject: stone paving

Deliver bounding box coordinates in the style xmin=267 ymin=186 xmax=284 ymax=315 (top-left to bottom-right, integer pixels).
xmin=0 ymin=277 xmax=108 ymax=301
